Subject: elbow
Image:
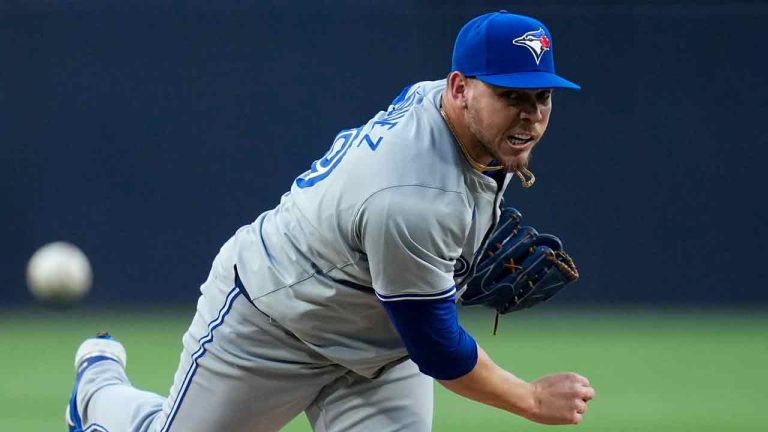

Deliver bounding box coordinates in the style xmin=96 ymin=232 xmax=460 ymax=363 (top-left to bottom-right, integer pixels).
xmin=411 ymin=337 xmax=479 ymax=380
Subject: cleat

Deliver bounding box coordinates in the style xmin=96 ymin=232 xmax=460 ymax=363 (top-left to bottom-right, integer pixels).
xmin=74 ymin=332 xmax=126 ymax=371
xmin=66 ymin=332 xmax=127 ymax=431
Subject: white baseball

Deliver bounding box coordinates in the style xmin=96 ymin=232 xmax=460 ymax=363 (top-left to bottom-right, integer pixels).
xmin=26 ymin=241 xmax=92 ymax=303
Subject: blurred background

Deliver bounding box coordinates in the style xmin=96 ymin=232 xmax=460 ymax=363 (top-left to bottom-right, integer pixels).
xmin=2 ymin=0 xmax=767 ymax=430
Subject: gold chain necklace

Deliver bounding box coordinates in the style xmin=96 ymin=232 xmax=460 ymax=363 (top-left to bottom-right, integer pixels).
xmin=439 ymin=106 xmax=536 ymax=188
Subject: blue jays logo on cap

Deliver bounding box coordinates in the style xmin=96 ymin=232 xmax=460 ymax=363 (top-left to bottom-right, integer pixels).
xmin=512 ymin=28 xmax=551 ymax=65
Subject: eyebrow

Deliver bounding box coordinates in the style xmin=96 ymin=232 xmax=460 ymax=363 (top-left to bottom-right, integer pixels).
xmin=494 ymin=88 xmax=552 ymax=97
xmin=487 ymin=84 xmax=552 ymax=94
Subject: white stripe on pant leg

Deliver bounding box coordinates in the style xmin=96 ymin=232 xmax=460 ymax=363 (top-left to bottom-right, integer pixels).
xmin=159 ymin=287 xmax=241 ymax=432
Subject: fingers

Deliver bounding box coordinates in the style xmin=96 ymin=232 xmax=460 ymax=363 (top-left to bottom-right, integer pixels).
xmin=579 ymin=384 xmax=596 ymax=401
xmin=568 ymin=372 xmax=596 ymax=401
xmin=569 ymin=374 xmax=594 ymax=424
xmin=575 ymin=399 xmax=588 ymax=415
xmin=572 ymin=413 xmax=583 ymax=425
xmin=565 ymin=396 xmax=587 ymax=425
xmin=529 ymin=373 xmax=595 ymax=426
xmin=569 ymin=372 xmax=590 ymax=387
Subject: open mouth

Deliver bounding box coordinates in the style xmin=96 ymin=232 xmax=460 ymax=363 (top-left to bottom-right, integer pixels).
xmin=507 ymin=134 xmax=534 ymax=147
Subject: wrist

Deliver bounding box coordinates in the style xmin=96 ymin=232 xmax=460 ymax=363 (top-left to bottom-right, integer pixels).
xmin=504 ymin=374 xmax=538 ymax=418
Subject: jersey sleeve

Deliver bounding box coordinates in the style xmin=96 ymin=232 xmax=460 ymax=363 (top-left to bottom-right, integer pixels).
xmin=381 ymin=294 xmax=478 ymax=380
xmin=355 ymin=186 xmax=471 ymax=300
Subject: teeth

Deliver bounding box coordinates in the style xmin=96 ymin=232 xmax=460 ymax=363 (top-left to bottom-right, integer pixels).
xmin=508 ymin=135 xmax=532 ymax=145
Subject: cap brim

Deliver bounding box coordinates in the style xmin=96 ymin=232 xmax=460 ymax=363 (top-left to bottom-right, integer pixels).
xmin=475 ymin=72 xmax=581 ymax=90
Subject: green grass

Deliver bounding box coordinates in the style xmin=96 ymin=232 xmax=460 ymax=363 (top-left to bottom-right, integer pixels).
xmin=1 ymin=307 xmax=766 ymax=431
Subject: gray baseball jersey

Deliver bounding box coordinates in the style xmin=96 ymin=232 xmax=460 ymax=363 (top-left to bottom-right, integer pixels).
xmin=230 ymin=79 xmax=512 ymax=378
xmin=73 ymin=79 xmax=514 ymax=432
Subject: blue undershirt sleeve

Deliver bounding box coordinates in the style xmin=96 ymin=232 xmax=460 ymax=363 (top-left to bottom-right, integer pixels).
xmin=380 ymin=291 xmax=478 ymax=380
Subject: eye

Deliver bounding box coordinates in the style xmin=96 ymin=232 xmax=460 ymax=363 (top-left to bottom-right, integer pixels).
xmin=537 ymin=90 xmax=553 ymax=103
xmin=502 ymin=91 xmax=521 ymax=102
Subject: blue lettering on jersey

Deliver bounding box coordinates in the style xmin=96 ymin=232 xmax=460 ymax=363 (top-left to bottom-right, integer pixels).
xmin=390 ymin=84 xmax=413 ymax=106
xmin=295 ymin=85 xmax=418 ymax=189
xmin=295 ymin=127 xmax=362 ymax=188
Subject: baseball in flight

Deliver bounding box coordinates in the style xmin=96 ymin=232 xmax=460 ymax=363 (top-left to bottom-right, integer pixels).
xmin=26 ymin=241 xmax=92 ymax=303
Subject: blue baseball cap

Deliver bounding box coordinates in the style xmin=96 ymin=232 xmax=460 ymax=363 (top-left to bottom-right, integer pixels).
xmin=452 ymin=11 xmax=580 ymax=90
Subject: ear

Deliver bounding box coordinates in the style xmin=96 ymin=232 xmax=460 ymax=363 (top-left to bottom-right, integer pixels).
xmin=447 ymin=71 xmax=470 ymax=108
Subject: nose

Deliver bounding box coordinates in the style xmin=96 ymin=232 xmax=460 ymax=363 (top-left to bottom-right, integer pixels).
xmin=519 ymin=100 xmax=543 ymax=122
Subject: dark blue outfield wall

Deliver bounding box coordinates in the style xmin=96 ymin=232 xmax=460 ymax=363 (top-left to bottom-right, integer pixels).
xmin=3 ymin=1 xmax=767 ymax=305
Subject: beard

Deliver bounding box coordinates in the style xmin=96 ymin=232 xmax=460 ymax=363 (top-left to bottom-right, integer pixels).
xmin=466 ymin=108 xmax=534 ymax=173
xmin=480 ymin=139 xmax=533 ymax=173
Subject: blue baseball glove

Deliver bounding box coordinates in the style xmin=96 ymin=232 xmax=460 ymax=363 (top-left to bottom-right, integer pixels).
xmin=460 ymin=207 xmax=579 ymax=315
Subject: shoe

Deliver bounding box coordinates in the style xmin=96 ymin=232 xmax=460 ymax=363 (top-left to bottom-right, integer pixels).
xmin=65 ymin=331 xmax=127 ymax=432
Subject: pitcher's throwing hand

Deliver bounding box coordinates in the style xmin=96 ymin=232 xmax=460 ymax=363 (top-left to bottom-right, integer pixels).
xmin=527 ymin=373 xmax=596 ymax=425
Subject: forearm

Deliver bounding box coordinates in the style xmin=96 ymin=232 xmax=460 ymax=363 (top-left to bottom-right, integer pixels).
xmin=438 ymin=345 xmax=536 ymax=417
xmin=380 ymin=294 xmax=593 ymax=424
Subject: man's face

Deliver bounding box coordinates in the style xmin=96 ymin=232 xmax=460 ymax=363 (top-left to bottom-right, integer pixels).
xmin=464 ymin=80 xmax=552 ymax=172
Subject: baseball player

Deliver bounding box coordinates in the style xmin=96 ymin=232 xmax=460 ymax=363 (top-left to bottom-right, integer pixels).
xmin=67 ymin=11 xmax=595 ymax=432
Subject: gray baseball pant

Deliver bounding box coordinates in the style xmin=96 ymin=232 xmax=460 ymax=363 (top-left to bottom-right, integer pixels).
xmin=74 ymin=262 xmax=433 ymax=431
